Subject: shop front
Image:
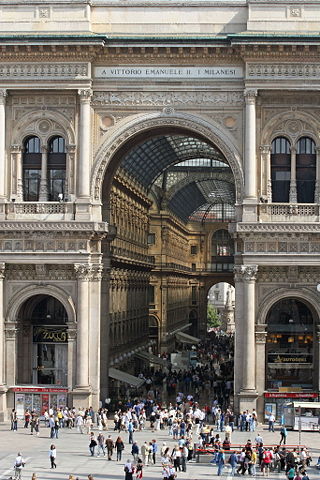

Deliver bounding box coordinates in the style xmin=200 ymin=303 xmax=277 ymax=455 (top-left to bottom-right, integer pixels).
xmin=12 ymin=386 xmax=68 ymax=419
xmin=264 ymin=392 xmax=319 ymax=421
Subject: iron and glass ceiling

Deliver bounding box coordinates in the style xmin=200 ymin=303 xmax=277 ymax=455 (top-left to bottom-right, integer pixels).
xmin=119 ymin=134 xmax=235 ymax=223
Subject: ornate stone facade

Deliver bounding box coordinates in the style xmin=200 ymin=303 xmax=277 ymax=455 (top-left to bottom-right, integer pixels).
xmin=0 ymin=0 xmax=319 ymax=420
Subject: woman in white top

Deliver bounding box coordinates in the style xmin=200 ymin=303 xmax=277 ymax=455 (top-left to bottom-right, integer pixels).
xmin=49 ymin=444 xmax=57 ymax=469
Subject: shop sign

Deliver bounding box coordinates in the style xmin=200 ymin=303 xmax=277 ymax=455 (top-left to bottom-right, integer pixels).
xmin=265 ymin=392 xmax=318 ymax=399
xmin=12 ymin=387 xmax=68 ymax=393
xmin=268 ymin=353 xmax=312 ymax=364
xmin=33 ymin=326 xmax=68 ymax=343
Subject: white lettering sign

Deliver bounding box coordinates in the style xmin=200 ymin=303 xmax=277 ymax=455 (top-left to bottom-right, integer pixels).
xmin=94 ymin=66 xmax=243 ymax=80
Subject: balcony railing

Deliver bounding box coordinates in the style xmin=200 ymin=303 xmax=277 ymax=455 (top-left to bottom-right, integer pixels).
xmin=259 ymin=203 xmax=319 ymax=222
xmin=5 ymin=202 xmax=75 ymax=220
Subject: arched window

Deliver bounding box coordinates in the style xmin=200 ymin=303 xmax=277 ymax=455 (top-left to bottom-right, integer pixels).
xmin=296 ymin=137 xmax=316 ymax=203
xmin=271 ymin=137 xmax=291 ymax=202
xmin=48 ymin=136 xmax=66 ymax=201
xmin=23 ymin=136 xmax=41 ymax=201
xmin=211 ymin=229 xmax=234 ymax=272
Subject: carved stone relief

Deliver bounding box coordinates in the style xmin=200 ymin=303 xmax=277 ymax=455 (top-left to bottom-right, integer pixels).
xmin=92 ymin=91 xmax=244 ymax=108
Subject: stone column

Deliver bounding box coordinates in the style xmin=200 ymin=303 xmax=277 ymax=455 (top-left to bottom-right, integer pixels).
xmin=0 ymin=90 xmax=7 ymax=199
xmin=314 ymin=147 xmax=320 ymax=203
xmin=233 ymin=266 xmax=244 ymax=412
xmin=236 ymin=264 xmax=258 ymax=411
xmin=66 ymin=325 xmax=77 ymax=392
xmin=0 ymin=262 xmax=7 ymax=421
xmin=74 ymin=263 xmax=92 ymax=389
xmin=260 ymin=145 xmax=272 ymax=202
xmin=39 ymin=145 xmax=48 ymax=201
xmin=244 ymin=89 xmax=258 ymax=199
xmin=255 ymin=324 xmax=267 ymax=421
xmin=0 ymin=263 xmax=5 ymax=386
xmin=289 ymin=147 xmax=297 ymax=203
xmin=89 ymin=263 xmax=103 ymax=410
xmin=77 ymin=89 xmax=92 ymax=199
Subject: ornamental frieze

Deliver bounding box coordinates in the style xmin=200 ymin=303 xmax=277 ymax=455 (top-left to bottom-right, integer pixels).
xmin=247 ymin=63 xmax=320 ymax=80
xmin=0 ymin=63 xmax=89 ymax=79
xmin=244 ymin=240 xmax=320 ymax=254
xmin=258 ymin=266 xmax=320 ymax=283
xmin=92 ymin=91 xmax=244 ymax=108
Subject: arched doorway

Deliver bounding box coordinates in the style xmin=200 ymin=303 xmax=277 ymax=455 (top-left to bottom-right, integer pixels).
xmin=17 ymin=295 xmax=68 ymax=386
xmin=265 ymin=297 xmax=318 ymax=418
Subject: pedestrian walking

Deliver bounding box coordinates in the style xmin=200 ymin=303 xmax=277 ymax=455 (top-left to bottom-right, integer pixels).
xmin=106 ymin=435 xmax=114 ymax=460
xmin=280 ymin=426 xmax=288 ymax=445
xmin=89 ymin=433 xmax=97 ymax=456
xmin=216 ymin=449 xmax=225 ymax=476
xmin=13 ymin=453 xmax=25 ymax=480
xmin=135 ymin=458 xmax=143 ymax=479
xmin=49 ymin=444 xmax=57 ymax=469
xmin=97 ymin=432 xmax=106 ymax=457
xmin=10 ymin=409 xmax=18 ymax=432
xmin=124 ymin=460 xmax=135 ymax=480
xmin=115 ymin=436 xmax=125 ymax=461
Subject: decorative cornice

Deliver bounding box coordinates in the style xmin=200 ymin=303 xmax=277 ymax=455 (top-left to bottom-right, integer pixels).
xmin=236 ymin=223 xmax=320 ymax=233
xmin=0 ymin=221 xmax=109 ymax=233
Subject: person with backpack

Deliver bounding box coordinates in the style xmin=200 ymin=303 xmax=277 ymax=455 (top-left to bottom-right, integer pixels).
xmin=14 ymin=453 xmax=25 ymax=480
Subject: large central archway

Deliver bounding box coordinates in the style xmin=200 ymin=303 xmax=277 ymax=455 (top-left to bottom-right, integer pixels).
xmin=97 ymin=113 xmax=242 ymax=405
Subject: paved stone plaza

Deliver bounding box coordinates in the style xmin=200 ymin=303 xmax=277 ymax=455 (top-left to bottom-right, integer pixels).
xmin=0 ymin=422 xmax=319 ymax=480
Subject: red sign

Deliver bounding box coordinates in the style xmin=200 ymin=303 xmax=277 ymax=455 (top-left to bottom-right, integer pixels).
xmin=265 ymin=392 xmax=318 ymax=399
xmin=41 ymin=394 xmax=49 ymax=415
xmin=12 ymin=387 xmax=68 ymax=393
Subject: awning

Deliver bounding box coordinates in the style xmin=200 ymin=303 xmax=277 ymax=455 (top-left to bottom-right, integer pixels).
xmin=135 ymin=351 xmax=170 ymax=367
xmin=109 ymin=368 xmax=145 ymax=388
xmin=175 ymin=331 xmax=201 ymax=345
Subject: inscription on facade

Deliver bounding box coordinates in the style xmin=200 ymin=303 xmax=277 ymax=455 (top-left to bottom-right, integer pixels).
xmin=94 ymin=66 xmax=243 ymax=80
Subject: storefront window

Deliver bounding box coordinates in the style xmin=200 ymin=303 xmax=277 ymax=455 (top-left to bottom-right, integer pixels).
xmin=266 ymin=298 xmax=314 ymax=390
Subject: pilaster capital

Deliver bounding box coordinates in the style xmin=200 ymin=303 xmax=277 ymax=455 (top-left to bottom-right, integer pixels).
xmin=5 ymin=324 xmax=17 ymax=339
xmin=260 ymin=145 xmax=271 ymax=155
xmin=0 ymin=89 xmax=7 ymax=105
xmin=91 ymin=263 xmax=103 ymax=281
xmin=290 ymin=147 xmax=297 ymax=154
xmin=10 ymin=144 xmax=22 ymax=154
xmin=41 ymin=145 xmax=48 ymax=154
xmin=78 ymin=89 xmax=92 ymax=103
xmin=234 ymin=264 xmax=258 ymax=282
xmin=66 ymin=144 xmax=77 ymax=154
xmin=316 ymin=147 xmax=320 ymax=155
xmin=74 ymin=263 xmax=93 ymax=280
xmin=67 ymin=328 xmax=77 ymax=340
xmin=244 ymin=89 xmax=257 ymax=105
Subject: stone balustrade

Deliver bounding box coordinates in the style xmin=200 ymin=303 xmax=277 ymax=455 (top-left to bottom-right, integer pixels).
xmin=259 ymin=203 xmax=319 ymax=222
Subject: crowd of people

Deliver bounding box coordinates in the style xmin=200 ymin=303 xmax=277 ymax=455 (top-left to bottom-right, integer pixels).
xmin=6 ymin=334 xmax=315 ymax=479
